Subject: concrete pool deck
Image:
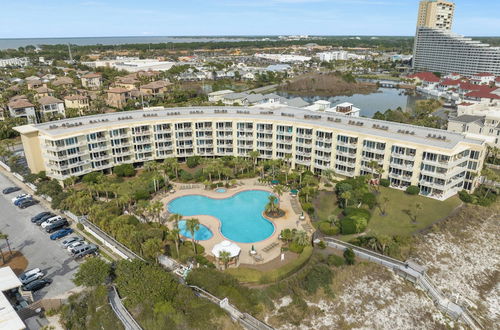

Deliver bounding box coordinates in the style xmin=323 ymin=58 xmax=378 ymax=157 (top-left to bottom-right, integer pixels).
xmin=161 ymin=178 xmax=312 ymax=265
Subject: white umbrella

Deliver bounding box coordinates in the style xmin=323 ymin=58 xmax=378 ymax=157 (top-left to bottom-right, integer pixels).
xmin=211 ymin=240 xmax=241 ymax=258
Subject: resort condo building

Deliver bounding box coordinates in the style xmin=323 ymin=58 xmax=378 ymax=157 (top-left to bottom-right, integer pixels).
xmin=413 ymin=1 xmax=500 ymax=76
xmin=413 ymin=28 xmax=500 ymax=76
xmin=15 ymin=107 xmax=486 ymax=200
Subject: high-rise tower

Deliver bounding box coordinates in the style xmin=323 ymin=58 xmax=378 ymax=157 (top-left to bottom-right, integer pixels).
xmin=417 ymin=0 xmax=455 ymax=30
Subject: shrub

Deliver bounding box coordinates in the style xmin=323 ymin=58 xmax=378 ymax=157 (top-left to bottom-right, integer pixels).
xmin=380 ymin=179 xmax=390 ymax=187
xmin=343 ymin=248 xmax=356 ymax=265
xmin=114 ymin=164 xmax=136 ymax=177
xmin=340 ymin=215 xmax=368 ymax=235
xmin=317 ymin=240 xmax=326 ymax=249
xmin=77 ymin=223 xmax=84 ymax=231
xmin=327 ymin=254 xmax=345 ymax=267
xmin=458 ymin=190 xmax=473 ymax=203
xmin=301 ymin=202 xmax=314 ymax=215
xmin=289 ymin=241 xmax=305 ymax=253
xmin=302 ymin=264 xmax=332 ymax=293
xmin=405 ymin=185 xmax=420 ymax=195
xmin=179 ymin=170 xmax=193 ymax=182
xmin=186 ymin=156 xmax=201 ymax=168
xmin=324 ymin=182 xmax=332 ymax=187
xmin=361 ymin=192 xmax=376 ymax=209
xmin=318 ymin=222 xmax=340 ymax=236
xmin=133 ymin=189 xmax=150 ymax=201
xmin=82 ymin=172 xmax=102 ymax=184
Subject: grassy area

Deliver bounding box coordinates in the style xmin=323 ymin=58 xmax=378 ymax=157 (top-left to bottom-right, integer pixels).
xmin=312 ymin=191 xmax=339 ymax=222
xmin=226 ymin=246 xmax=313 ymax=283
xmin=365 ymin=187 xmax=461 ymax=237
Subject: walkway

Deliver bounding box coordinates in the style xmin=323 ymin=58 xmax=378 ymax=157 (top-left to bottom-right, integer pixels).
xmin=321 ymin=236 xmax=483 ymax=330
xmin=108 ymin=286 xmax=142 ymax=330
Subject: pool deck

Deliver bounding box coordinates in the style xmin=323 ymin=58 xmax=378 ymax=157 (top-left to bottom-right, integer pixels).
xmin=161 ymin=178 xmax=312 ymax=265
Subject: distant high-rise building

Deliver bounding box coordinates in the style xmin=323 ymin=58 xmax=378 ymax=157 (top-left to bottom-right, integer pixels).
xmin=417 ymin=0 xmax=455 ymax=30
xmin=413 ymin=0 xmax=500 ymax=76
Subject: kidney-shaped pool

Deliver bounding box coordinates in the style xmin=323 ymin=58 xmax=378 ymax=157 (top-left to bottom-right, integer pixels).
xmin=168 ymin=190 xmax=275 ymax=243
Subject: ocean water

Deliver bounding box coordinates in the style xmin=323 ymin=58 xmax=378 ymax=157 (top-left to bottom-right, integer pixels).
xmin=168 ymin=190 xmax=275 ymax=243
xmin=0 ymin=36 xmax=256 ymax=50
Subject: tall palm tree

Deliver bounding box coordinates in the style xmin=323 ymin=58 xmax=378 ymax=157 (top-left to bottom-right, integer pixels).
xmin=340 ymin=191 xmax=351 ymax=208
xmin=167 ymin=227 xmax=181 ymax=258
xmin=248 ymin=150 xmax=260 ymax=172
xmin=265 ymin=195 xmax=278 ymax=215
xmin=168 ymin=213 xmax=183 ymax=227
xmin=185 ymin=218 xmax=200 ymax=254
xmin=219 ymin=250 xmax=231 ymax=270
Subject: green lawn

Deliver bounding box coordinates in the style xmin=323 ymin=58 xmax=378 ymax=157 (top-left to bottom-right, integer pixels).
xmin=365 ymin=187 xmax=461 ymax=237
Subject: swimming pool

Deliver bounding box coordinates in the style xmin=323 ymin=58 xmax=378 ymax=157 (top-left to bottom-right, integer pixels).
xmin=168 ymin=190 xmax=275 ymax=243
xmin=178 ymin=220 xmax=213 ymax=241
xmin=215 ymin=188 xmax=227 ymax=193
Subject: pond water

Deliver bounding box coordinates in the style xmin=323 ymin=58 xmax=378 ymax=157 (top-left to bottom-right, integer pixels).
xmin=278 ymin=87 xmax=430 ymax=118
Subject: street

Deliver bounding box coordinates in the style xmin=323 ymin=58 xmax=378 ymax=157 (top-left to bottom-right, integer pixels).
xmin=0 ymin=172 xmax=79 ymax=301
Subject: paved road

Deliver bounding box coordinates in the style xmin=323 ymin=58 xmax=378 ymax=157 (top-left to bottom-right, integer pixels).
xmin=0 ymin=172 xmax=79 ymax=301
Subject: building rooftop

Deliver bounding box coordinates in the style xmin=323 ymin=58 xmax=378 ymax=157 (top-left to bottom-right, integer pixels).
xmin=64 ymin=94 xmax=87 ymax=101
xmin=38 ymin=96 xmax=63 ymax=105
xmin=82 ymin=72 xmax=101 ymax=79
xmin=19 ymin=106 xmax=484 ymax=151
xmin=8 ymin=99 xmax=34 ymax=109
xmin=449 ymin=115 xmax=484 ymax=123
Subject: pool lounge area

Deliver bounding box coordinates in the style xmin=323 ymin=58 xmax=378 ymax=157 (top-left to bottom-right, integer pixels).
xmin=168 ymin=190 xmax=275 ymax=243
xmin=162 ymin=178 xmax=310 ymax=266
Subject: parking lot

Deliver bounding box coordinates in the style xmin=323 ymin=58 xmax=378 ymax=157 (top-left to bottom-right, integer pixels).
xmin=0 ymin=172 xmax=80 ymax=301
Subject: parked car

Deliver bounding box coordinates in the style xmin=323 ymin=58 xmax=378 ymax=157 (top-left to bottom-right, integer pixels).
xmin=45 ymin=219 xmax=69 ymax=233
xmin=61 ymin=236 xmax=83 ymax=248
xmin=34 ymin=213 xmax=56 ymax=225
xmin=31 ymin=212 xmax=52 ymax=223
xmin=18 ymin=198 xmax=39 ymax=209
xmin=68 ymin=241 xmax=87 ymax=253
xmin=14 ymin=195 xmax=34 ymax=206
xmin=41 ymin=215 xmax=63 ymax=228
xmin=50 ymin=228 xmax=73 ymax=240
xmin=2 ymin=186 xmax=21 ymax=194
xmin=21 ymin=278 xmax=52 ymax=292
xmin=19 ymin=268 xmax=44 ymax=285
xmin=73 ymin=244 xmax=98 ymax=259
xmin=12 ymin=193 xmax=31 ymax=204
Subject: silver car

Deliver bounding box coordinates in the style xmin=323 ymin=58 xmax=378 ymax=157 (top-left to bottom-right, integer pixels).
xmin=61 ymin=236 xmax=83 ymax=248
xmin=19 ymin=268 xmax=44 ymax=285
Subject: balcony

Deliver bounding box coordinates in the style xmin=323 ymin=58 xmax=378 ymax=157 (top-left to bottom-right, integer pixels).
xmin=389 ymin=172 xmax=412 ymax=181
xmin=316 ymin=137 xmax=333 ymax=143
xmin=363 ymin=146 xmax=386 ymax=154
xmin=337 ymin=140 xmax=357 ymax=148
xmin=336 ymin=150 xmax=357 ymax=158
xmin=390 ymin=162 xmax=414 ymax=171
xmin=334 ymin=169 xmax=355 ymax=177
xmin=92 ymin=154 xmax=112 ymax=161
xmin=295 ymin=158 xmax=312 ymax=166
xmin=391 ymin=152 xmax=416 ymax=161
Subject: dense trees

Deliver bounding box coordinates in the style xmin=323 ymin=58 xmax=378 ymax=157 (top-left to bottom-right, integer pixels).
xmin=73 ymin=258 xmax=111 ymax=287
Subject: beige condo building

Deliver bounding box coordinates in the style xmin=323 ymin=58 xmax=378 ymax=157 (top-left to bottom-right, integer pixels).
xmin=417 ymin=0 xmax=455 ymax=30
xmin=15 ymin=106 xmax=486 ymax=200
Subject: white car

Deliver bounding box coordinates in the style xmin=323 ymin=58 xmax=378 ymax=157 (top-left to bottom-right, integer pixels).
xmin=19 ymin=268 xmax=44 ymax=285
xmin=11 ymin=193 xmax=30 ymax=203
xmin=41 ymin=216 xmax=63 ymax=228
xmin=68 ymin=241 xmax=86 ymax=253
xmin=61 ymin=236 xmax=83 ymax=248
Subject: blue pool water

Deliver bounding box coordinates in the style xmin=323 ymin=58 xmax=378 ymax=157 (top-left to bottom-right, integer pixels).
xmin=168 ymin=190 xmax=275 ymax=243
xmin=215 ymin=188 xmax=227 ymax=193
xmin=178 ymin=220 xmax=213 ymax=241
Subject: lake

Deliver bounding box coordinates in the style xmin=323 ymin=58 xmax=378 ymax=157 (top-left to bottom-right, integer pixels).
xmin=278 ymin=88 xmax=429 ymax=118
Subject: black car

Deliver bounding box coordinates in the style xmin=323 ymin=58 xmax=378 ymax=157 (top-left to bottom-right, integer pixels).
xmin=21 ymin=278 xmax=52 ymax=292
xmin=31 ymin=212 xmax=52 ymax=223
xmin=2 ymin=186 xmax=21 ymax=194
xmin=34 ymin=213 xmax=55 ymax=225
xmin=45 ymin=219 xmax=69 ymax=233
xmin=18 ymin=198 xmax=39 ymax=209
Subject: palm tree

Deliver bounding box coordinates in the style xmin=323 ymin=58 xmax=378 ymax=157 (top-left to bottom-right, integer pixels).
xmin=272 ymin=185 xmax=284 ymax=199
xmin=167 ymin=228 xmax=181 ymax=258
xmin=148 ymin=200 xmax=164 ymax=222
xmin=340 ymin=191 xmax=352 ymax=208
xmin=164 ymin=158 xmax=180 ymax=180
xmin=293 ymin=230 xmax=309 ymax=247
xmin=168 ymin=213 xmax=183 ymax=227
xmin=219 ymin=250 xmax=231 ymax=270
xmin=185 ymin=218 xmax=200 ymax=254
xmin=265 ymin=195 xmax=278 ymax=216
xmin=248 ymin=150 xmax=260 ymax=172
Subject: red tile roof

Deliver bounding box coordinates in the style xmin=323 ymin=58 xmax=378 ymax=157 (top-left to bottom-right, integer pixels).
xmin=459 ymin=82 xmax=494 ymax=92
xmin=439 ymin=79 xmax=460 ymax=86
xmin=495 ymin=77 xmax=500 ymax=82
xmin=465 ymin=90 xmax=500 ymax=99
xmin=407 ymin=72 xmax=440 ymax=82
xmin=8 ymin=99 xmax=34 ymax=109
xmin=82 ymin=72 xmax=101 ymax=79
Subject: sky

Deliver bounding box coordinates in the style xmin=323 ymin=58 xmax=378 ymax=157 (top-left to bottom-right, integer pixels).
xmin=1 ymin=0 xmax=499 ymax=38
